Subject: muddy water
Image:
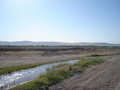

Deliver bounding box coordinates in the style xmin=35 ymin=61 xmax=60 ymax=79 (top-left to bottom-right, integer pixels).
xmin=0 ymin=60 xmax=79 ymax=90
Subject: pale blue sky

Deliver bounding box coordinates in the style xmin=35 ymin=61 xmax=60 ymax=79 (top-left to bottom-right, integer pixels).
xmin=0 ymin=0 xmax=120 ymax=43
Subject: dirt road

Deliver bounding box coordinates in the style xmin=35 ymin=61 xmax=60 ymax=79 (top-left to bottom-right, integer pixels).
xmin=49 ymin=56 xmax=120 ymax=90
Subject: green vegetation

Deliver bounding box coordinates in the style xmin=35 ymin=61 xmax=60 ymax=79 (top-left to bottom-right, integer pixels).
xmin=0 ymin=60 xmax=71 ymax=75
xmin=13 ymin=58 xmax=105 ymax=90
xmin=1 ymin=52 xmax=118 ymax=75
xmin=73 ymin=58 xmax=105 ymax=72
xmin=53 ymin=63 xmax=68 ymax=68
xmin=116 ymin=52 xmax=120 ymax=55
xmin=89 ymin=53 xmax=120 ymax=57
xmin=90 ymin=53 xmax=104 ymax=57
xmin=46 ymin=63 xmax=69 ymax=73
xmin=0 ymin=64 xmax=42 ymax=75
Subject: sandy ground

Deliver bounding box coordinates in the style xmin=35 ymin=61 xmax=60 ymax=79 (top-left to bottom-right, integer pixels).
xmin=0 ymin=46 xmax=120 ymax=68
xmin=0 ymin=55 xmax=82 ymax=68
xmin=49 ymin=56 xmax=120 ymax=90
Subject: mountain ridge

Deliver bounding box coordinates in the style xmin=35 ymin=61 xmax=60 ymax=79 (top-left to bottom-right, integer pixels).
xmin=0 ymin=41 xmax=120 ymax=46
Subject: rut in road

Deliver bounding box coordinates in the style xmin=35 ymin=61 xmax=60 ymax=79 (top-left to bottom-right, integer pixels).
xmin=49 ymin=56 xmax=120 ymax=90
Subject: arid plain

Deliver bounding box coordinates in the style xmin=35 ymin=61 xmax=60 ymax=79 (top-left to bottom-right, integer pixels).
xmin=0 ymin=46 xmax=120 ymax=68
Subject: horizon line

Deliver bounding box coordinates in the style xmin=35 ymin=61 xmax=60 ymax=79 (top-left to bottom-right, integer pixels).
xmin=0 ymin=40 xmax=120 ymax=44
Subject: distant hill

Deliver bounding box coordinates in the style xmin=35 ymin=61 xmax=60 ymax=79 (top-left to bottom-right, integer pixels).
xmin=0 ymin=41 xmax=120 ymax=46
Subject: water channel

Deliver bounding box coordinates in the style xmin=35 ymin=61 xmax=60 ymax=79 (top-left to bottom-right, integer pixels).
xmin=0 ymin=54 xmax=120 ymax=90
xmin=0 ymin=60 xmax=79 ymax=90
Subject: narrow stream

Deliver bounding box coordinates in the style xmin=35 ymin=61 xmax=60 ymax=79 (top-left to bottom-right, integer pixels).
xmin=0 ymin=54 xmax=120 ymax=90
xmin=0 ymin=60 xmax=79 ymax=90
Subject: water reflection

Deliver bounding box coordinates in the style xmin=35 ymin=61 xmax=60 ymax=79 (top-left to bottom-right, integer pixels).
xmin=0 ymin=60 xmax=79 ymax=90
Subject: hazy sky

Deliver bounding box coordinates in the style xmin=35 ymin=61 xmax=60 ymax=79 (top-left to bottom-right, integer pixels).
xmin=0 ymin=0 xmax=120 ymax=43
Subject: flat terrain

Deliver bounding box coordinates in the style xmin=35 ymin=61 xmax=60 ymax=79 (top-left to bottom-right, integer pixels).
xmin=49 ymin=56 xmax=120 ymax=90
xmin=0 ymin=46 xmax=120 ymax=67
xmin=0 ymin=46 xmax=120 ymax=90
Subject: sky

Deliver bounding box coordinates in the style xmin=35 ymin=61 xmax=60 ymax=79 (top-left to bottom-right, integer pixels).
xmin=0 ymin=0 xmax=120 ymax=44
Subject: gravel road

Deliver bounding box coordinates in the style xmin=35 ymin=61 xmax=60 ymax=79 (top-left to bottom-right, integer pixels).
xmin=49 ymin=56 xmax=120 ymax=90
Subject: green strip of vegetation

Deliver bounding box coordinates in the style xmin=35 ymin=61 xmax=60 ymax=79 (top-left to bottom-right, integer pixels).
xmin=88 ymin=53 xmax=120 ymax=57
xmin=13 ymin=58 xmax=105 ymax=90
xmin=0 ymin=60 xmax=71 ymax=75
xmin=53 ymin=63 xmax=68 ymax=68
xmin=89 ymin=53 xmax=104 ymax=56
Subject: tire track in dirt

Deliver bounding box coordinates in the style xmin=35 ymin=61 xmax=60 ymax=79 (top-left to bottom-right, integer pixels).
xmin=49 ymin=56 xmax=120 ymax=90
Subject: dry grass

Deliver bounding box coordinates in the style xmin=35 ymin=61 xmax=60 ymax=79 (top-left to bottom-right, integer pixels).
xmin=0 ymin=46 xmax=120 ymax=68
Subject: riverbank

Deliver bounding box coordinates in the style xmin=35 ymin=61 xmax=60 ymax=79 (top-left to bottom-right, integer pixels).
xmin=0 ymin=59 xmax=73 ymax=75
xmin=49 ymin=55 xmax=120 ymax=90
xmin=9 ymin=58 xmax=105 ymax=90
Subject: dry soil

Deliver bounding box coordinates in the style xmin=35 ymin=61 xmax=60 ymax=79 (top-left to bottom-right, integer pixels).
xmin=49 ymin=56 xmax=120 ymax=90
